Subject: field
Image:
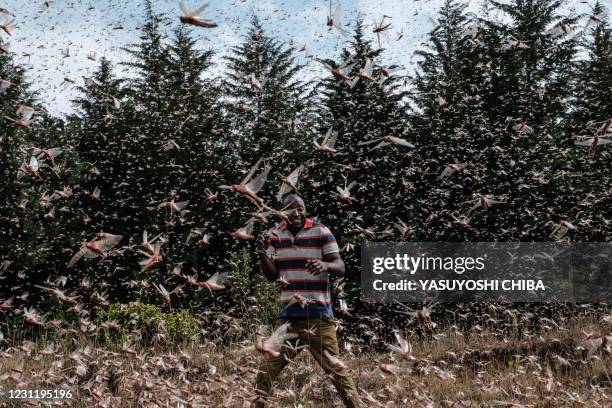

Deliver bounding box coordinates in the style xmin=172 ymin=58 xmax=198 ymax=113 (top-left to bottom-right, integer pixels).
xmin=1 ymin=309 xmax=610 ymax=407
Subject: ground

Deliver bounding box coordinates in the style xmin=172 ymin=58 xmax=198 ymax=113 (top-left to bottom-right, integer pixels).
xmin=0 ymin=313 xmax=610 ymax=407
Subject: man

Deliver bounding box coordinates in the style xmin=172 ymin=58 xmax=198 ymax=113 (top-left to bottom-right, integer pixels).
xmin=253 ymin=194 xmax=361 ymax=408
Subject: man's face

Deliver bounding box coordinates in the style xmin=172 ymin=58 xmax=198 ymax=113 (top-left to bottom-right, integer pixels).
xmin=287 ymin=200 xmax=306 ymax=228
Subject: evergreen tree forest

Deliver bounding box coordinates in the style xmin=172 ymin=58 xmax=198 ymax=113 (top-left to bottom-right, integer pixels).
xmin=0 ymin=0 xmax=610 ymax=346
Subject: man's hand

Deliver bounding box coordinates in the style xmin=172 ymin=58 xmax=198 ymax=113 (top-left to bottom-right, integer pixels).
xmin=255 ymin=231 xmax=271 ymax=255
xmin=306 ymin=259 xmax=329 ymax=275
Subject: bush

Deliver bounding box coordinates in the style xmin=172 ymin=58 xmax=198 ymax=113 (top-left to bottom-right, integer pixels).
xmin=94 ymin=302 xmax=199 ymax=347
xmin=218 ymin=247 xmax=280 ymax=339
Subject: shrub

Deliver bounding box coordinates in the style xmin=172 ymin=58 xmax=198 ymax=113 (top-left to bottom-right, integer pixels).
xmin=94 ymin=302 xmax=199 ymax=347
xmin=218 ymin=247 xmax=280 ymax=339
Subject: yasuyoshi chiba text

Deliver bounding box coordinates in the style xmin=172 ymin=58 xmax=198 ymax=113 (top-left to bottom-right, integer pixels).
xmin=372 ymin=279 xmax=546 ymax=291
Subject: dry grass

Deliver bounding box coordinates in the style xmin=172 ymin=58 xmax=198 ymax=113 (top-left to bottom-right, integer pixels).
xmin=0 ymin=314 xmax=610 ymax=407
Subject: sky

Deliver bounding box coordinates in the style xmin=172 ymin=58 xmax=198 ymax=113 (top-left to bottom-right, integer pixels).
xmin=0 ymin=0 xmax=605 ymax=116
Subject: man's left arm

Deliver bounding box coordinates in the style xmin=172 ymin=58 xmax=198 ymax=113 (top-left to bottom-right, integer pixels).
xmin=324 ymin=252 xmax=345 ymax=276
xmin=306 ymin=225 xmax=344 ymax=276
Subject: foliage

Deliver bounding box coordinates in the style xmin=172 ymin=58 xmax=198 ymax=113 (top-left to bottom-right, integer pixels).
xmin=0 ymin=0 xmax=610 ymax=346
xmin=225 ymin=248 xmax=279 ymax=328
xmin=94 ymin=302 xmax=199 ymax=346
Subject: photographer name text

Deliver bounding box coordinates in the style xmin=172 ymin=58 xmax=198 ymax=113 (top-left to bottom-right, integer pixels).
xmin=372 ymin=279 xmax=545 ymax=291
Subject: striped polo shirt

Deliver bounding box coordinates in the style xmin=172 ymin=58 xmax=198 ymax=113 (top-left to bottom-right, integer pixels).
xmin=266 ymin=218 xmax=339 ymax=318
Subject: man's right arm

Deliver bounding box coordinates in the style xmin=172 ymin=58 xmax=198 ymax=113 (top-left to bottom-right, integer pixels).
xmin=256 ymin=232 xmax=278 ymax=282
xmin=259 ymin=253 xmax=278 ymax=282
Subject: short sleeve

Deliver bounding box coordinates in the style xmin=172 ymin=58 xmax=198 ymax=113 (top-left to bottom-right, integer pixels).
xmin=320 ymin=225 xmax=340 ymax=255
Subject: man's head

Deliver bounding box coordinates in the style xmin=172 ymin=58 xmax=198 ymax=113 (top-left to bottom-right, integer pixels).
xmin=282 ymin=194 xmax=306 ymax=228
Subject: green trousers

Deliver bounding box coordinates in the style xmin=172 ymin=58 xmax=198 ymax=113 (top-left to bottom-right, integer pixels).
xmin=254 ymin=317 xmax=361 ymax=408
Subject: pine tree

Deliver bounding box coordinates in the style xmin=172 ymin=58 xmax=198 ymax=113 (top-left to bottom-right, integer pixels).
xmin=65 ymin=56 xmax=134 ymax=305
xmin=117 ymin=0 xmax=179 ymax=238
xmin=487 ymin=0 xmax=578 ymax=127
xmin=0 ymin=46 xmax=32 ymax=270
xmin=122 ymin=0 xmax=170 ymax=119
xmin=115 ymin=0 xmax=195 ymax=249
xmin=568 ymin=1 xmax=612 ymax=131
xmin=160 ymin=24 xmax=228 ymax=274
xmin=63 ymin=2 xmax=184 ymax=305
xmin=68 ymin=4 xmax=231 ymax=307
xmin=553 ymin=1 xmax=612 ymax=242
xmin=408 ymin=0 xmax=490 ymax=241
xmin=146 ymin=23 xmax=235 ymax=285
xmin=411 ymin=0 xmax=483 ymax=137
xmin=0 ymin=45 xmax=81 ymax=306
xmin=406 ymin=0 xmax=590 ymax=242
xmin=305 ymin=19 xmax=411 ymax=268
xmin=72 ymin=56 xmax=126 ymax=225
xmin=222 ymin=15 xmax=311 ymax=166
xmin=485 ymin=0 xmax=610 ymax=242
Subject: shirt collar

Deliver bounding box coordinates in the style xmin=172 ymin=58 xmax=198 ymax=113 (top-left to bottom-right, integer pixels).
xmin=279 ymin=218 xmax=314 ymax=230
